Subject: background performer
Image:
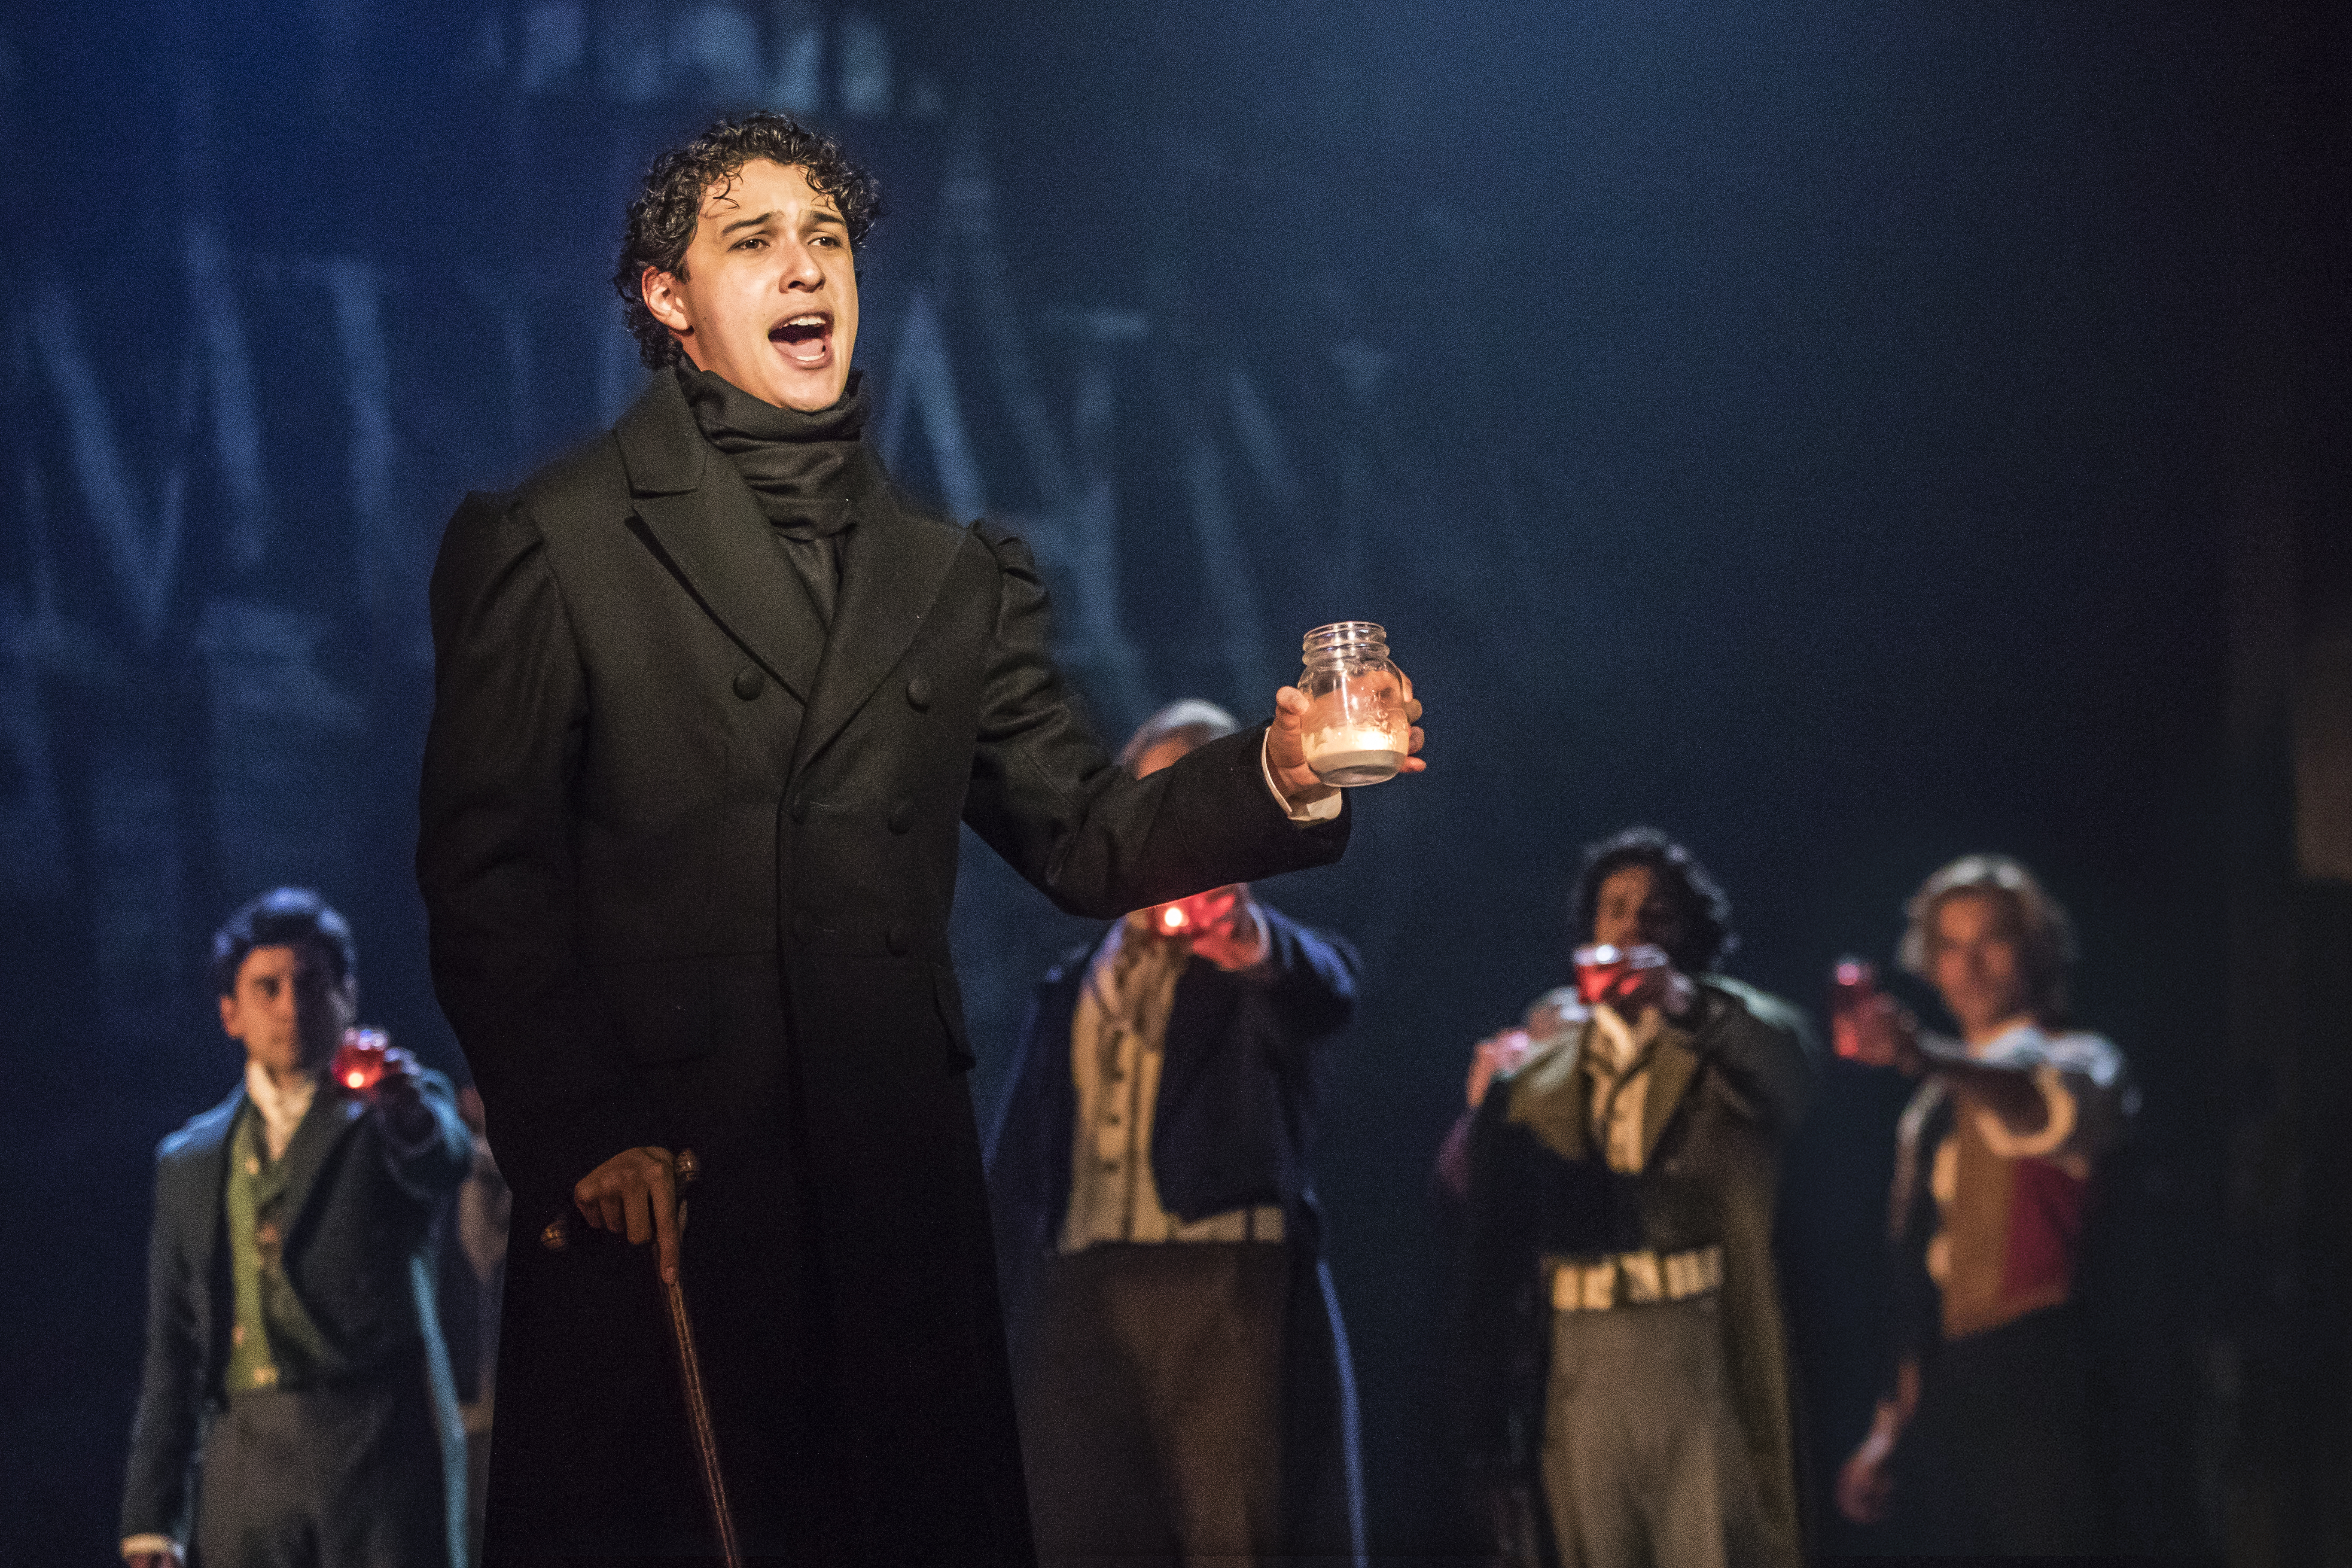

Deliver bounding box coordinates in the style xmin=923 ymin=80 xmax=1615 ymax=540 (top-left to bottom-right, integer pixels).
xmin=1455 ymin=829 xmax=1815 ymax=1568
xmin=119 ymin=889 xmax=473 ymax=1568
xmin=987 ymin=700 xmax=1366 ymax=1568
xmin=1834 ymin=854 xmax=2134 ymax=1554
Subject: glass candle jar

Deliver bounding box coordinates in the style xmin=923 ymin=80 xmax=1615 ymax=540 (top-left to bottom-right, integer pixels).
xmin=1572 ymin=944 xmax=1669 ymax=1007
xmin=332 ymin=1028 xmax=389 ymax=1093
xmin=1299 ymin=621 xmax=1409 ymax=786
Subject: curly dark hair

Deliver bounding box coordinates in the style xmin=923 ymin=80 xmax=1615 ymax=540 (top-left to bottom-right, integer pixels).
xmin=1567 ymin=826 xmax=1738 ymax=975
xmin=613 ymin=111 xmax=884 ymax=371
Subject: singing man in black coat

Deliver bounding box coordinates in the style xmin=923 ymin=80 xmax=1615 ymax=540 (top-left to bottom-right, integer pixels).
xmin=414 ymin=113 xmax=1423 ymax=1567
xmin=986 ymin=701 xmax=1366 ymax=1568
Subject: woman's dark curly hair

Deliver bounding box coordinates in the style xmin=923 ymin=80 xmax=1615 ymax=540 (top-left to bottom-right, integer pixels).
xmin=1567 ymin=826 xmax=1738 ymax=975
xmin=613 ymin=111 xmax=884 ymax=371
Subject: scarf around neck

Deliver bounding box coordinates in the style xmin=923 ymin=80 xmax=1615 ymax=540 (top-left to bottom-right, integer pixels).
xmin=676 ymin=362 xmax=873 ymax=539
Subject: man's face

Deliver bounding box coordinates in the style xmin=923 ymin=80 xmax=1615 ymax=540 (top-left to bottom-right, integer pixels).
xmin=1926 ymin=891 xmax=2033 ymax=1037
xmin=1591 ymin=864 xmax=1689 ymax=958
xmin=642 ymin=159 xmax=859 ymax=412
xmin=219 ymin=943 xmax=355 ymax=1079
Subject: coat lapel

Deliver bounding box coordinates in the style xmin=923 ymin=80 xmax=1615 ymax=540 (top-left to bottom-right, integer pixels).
xmin=172 ymin=1086 xmax=246 ymax=1280
xmin=1638 ymin=1022 xmax=1706 ymax=1169
xmin=614 ymin=374 xmax=826 ymax=703
xmin=1505 ymin=1024 xmax=1595 ymax=1164
xmin=275 ymin=1086 xmax=369 ymax=1239
xmin=791 ymin=474 xmax=969 ymax=774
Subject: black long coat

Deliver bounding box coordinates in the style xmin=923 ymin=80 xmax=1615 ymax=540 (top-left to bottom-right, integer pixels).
xmin=415 ymin=370 xmax=1349 ymax=1567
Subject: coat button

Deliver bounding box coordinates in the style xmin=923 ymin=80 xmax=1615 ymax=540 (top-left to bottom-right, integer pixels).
xmin=732 ymin=668 xmax=764 ymax=700
xmin=905 ymin=675 xmax=932 ymax=711
xmin=789 ymin=794 xmax=809 ymax=824
xmin=888 ymin=800 xmax=916 ymax=834
xmin=793 ymin=911 xmax=816 ymax=944
xmin=887 ymin=923 xmax=911 ymax=956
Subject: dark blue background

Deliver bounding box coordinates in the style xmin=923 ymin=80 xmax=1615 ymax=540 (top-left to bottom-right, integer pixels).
xmin=1 ymin=0 xmax=2281 ymax=1556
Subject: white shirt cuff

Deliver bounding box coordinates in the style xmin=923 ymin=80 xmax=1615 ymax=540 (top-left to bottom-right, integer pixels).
xmin=1261 ymin=731 xmax=1341 ymax=823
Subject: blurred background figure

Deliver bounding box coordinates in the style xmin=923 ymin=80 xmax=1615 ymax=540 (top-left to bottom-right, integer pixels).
xmin=1454 ymin=829 xmax=1816 ymax=1568
xmin=119 ymin=889 xmax=474 ymax=1568
xmin=986 ymin=700 xmax=1366 ymax=1568
xmin=1834 ymin=854 xmax=2136 ymax=1556
xmin=437 ymin=1085 xmax=509 ymax=1565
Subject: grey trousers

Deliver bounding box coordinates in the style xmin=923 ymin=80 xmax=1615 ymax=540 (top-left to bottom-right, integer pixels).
xmin=1018 ymin=1242 xmax=1289 ymax=1568
xmin=195 ymin=1363 xmax=461 ymax=1568
xmin=1537 ymin=1296 xmax=1770 ymax=1568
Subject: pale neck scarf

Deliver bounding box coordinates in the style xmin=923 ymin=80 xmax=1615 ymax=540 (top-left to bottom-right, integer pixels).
xmin=243 ymin=1059 xmax=322 ymax=1163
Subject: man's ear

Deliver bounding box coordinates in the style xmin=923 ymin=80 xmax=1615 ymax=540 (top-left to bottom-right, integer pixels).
xmin=219 ymin=992 xmax=241 ymax=1042
xmin=642 ymin=266 xmax=692 ymax=335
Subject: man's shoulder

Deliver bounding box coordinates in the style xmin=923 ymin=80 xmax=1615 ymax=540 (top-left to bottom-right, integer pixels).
xmin=156 ymin=1086 xmax=244 ymax=1167
xmin=1039 ymin=934 xmax=1109 ymax=989
xmin=508 ymin=430 xmax=633 ymax=532
xmin=436 ymin=433 xmax=628 ymax=560
xmin=1700 ymin=975 xmax=1811 ymax=1043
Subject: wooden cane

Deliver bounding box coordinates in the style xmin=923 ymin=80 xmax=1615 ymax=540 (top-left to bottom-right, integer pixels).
xmin=541 ymin=1150 xmax=744 ymax=1568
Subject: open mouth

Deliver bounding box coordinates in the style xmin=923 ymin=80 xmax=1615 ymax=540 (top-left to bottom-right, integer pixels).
xmin=770 ymin=312 xmax=833 ymax=367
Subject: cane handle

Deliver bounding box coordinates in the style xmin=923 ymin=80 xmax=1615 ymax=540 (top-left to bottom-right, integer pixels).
xmin=539 ymin=1148 xmax=700 ymax=1252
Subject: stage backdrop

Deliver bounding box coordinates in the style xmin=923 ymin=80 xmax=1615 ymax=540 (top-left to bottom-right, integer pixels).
xmin=0 ymin=0 xmax=2254 ymax=1557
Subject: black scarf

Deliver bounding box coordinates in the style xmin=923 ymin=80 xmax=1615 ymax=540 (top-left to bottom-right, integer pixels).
xmin=677 ymin=362 xmax=877 ymax=629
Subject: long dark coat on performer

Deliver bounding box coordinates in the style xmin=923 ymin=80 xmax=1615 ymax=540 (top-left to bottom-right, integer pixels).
xmin=983 ymin=907 xmax=1368 ymax=1564
xmin=415 ymin=370 xmax=1349 ymax=1568
xmin=1455 ymin=979 xmax=1815 ymax=1568
xmin=120 ymin=1075 xmax=474 ymax=1565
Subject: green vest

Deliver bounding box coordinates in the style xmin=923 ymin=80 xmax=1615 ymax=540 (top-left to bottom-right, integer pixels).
xmin=222 ymin=1099 xmax=337 ymax=1395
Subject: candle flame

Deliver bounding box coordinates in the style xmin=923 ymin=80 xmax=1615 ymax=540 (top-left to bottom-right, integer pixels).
xmin=347 ymin=1072 xmax=366 ymax=1088
xmin=1163 ymin=908 xmax=1184 ymax=929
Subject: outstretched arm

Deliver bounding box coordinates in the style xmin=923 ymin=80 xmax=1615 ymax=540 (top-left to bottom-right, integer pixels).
xmin=961 ymin=524 xmax=1352 ymax=913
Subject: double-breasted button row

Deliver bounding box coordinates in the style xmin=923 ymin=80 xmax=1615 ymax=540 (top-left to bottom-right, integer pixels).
xmin=733 ymin=667 xmax=764 ymax=700
xmin=888 ymin=801 xmax=916 ymax=834
xmin=905 ymin=675 xmax=932 ymax=711
xmin=789 ymin=794 xmax=809 ymax=823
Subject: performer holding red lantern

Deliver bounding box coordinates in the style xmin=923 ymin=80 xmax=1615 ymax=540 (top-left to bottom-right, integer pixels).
xmin=119 ymin=889 xmax=473 ymax=1568
xmin=985 ymin=700 xmax=1367 ymax=1568
xmin=1450 ymin=828 xmax=1817 ymax=1568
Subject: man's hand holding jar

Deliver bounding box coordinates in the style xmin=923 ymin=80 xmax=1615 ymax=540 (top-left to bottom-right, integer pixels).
xmin=1267 ymin=621 xmax=1426 ymax=808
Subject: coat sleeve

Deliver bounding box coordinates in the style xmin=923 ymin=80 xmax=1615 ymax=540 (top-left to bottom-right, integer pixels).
xmin=1694 ymin=982 xmax=1819 ymax=1136
xmin=376 ymin=1068 xmax=479 ymax=1207
xmin=119 ymin=1156 xmax=205 ymax=1546
xmin=1250 ymin=906 xmax=1360 ymax=1054
xmin=415 ymin=492 xmax=669 ymax=1205
xmin=1452 ymin=1093 xmax=1550 ymax=1478
xmin=960 ymin=523 xmax=1349 ymax=916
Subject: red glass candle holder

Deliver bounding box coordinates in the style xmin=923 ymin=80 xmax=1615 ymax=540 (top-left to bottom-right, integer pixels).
xmin=1572 ymin=943 xmax=1668 ymax=1007
xmin=1154 ymin=886 xmax=1239 ymax=937
xmin=1828 ymin=957 xmax=1878 ymax=1059
xmin=332 ymin=1028 xmax=390 ymax=1093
